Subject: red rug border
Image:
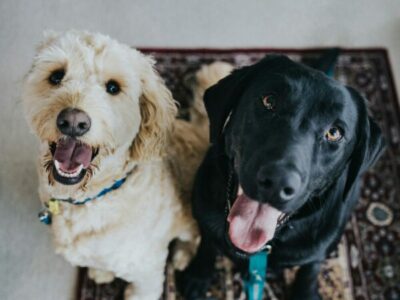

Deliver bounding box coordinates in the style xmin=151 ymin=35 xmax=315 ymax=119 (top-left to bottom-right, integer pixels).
xmin=138 ymin=46 xmax=387 ymax=54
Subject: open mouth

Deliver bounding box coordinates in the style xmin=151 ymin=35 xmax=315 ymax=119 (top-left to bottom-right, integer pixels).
xmin=49 ymin=137 xmax=98 ymax=185
xmin=226 ymin=185 xmax=288 ymax=254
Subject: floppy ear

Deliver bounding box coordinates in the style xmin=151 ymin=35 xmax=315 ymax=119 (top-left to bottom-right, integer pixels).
xmin=205 ymin=54 xmax=292 ymax=144
xmin=342 ymin=87 xmax=385 ymax=199
xmin=130 ymin=55 xmax=178 ymax=161
xmin=204 ymin=66 xmax=250 ymax=144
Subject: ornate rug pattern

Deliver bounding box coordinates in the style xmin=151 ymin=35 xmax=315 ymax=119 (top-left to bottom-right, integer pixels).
xmin=77 ymin=49 xmax=400 ymax=300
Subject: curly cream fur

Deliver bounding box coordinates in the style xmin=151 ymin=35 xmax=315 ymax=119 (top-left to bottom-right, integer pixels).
xmin=23 ymin=30 xmax=232 ymax=300
xmin=130 ymin=56 xmax=178 ymax=161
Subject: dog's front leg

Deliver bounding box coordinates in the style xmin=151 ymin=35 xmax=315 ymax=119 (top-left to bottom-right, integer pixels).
xmin=290 ymin=261 xmax=322 ymax=300
xmin=124 ymin=267 xmax=165 ymax=300
xmin=176 ymin=234 xmax=217 ymax=299
xmin=88 ymin=268 xmax=115 ymax=284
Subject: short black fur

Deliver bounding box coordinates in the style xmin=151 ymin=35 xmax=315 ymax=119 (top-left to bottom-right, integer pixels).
xmin=178 ymin=54 xmax=385 ymax=300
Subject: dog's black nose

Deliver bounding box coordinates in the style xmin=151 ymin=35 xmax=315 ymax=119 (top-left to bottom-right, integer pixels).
xmin=257 ymin=166 xmax=302 ymax=201
xmin=56 ymin=108 xmax=91 ymax=137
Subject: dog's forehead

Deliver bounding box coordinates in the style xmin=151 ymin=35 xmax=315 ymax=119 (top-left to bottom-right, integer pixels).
xmin=258 ymin=65 xmax=332 ymax=89
xmin=239 ymin=67 xmax=358 ymax=129
xmin=245 ymin=68 xmax=345 ymax=106
xmin=34 ymin=33 xmax=134 ymax=75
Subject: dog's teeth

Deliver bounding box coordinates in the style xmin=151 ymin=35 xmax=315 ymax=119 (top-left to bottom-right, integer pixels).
xmin=54 ymin=160 xmax=83 ymax=178
xmin=54 ymin=160 xmax=61 ymax=171
xmin=237 ymin=185 xmax=243 ymax=196
xmin=277 ymin=213 xmax=289 ymax=227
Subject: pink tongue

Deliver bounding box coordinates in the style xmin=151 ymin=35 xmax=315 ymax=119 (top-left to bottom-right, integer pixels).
xmin=227 ymin=194 xmax=281 ymax=253
xmin=54 ymin=137 xmax=92 ymax=172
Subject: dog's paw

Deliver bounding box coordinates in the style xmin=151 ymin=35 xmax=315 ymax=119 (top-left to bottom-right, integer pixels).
xmin=171 ymin=238 xmax=199 ymax=271
xmin=124 ymin=284 xmax=136 ymax=300
xmin=88 ymin=268 xmax=115 ymax=284
xmin=175 ymin=269 xmax=212 ymax=300
xmin=172 ymin=248 xmax=192 ymax=271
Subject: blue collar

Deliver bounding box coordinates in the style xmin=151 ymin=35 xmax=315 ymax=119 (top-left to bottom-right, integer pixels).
xmin=38 ymin=170 xmax=133 ymax=225
xmin=57 ymin=175 xmax=129 ymax=205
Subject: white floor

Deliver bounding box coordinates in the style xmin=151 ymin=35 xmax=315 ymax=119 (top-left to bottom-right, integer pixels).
xmin=0 ymin=1 xmax=399 ymax=299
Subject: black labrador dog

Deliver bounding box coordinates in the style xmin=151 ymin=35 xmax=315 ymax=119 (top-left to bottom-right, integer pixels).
xmin=179 ymin=54 xmax=385 ymax=299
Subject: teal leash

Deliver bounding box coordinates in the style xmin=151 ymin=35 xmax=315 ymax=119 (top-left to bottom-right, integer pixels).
xmin=245 ymin=245 xmax=272 ymax=300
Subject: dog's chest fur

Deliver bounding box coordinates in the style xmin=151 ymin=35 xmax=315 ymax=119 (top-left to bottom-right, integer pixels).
xmin=47 ymin=162 xmax=182 ymax=277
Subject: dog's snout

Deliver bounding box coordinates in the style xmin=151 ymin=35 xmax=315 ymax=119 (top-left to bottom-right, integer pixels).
xmin=257 ymin=166 xmax=302 ymax=201
xmin=56 ymin=108 xmax=91 ymax=137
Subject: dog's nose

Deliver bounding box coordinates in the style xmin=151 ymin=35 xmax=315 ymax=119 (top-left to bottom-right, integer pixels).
xmin=56 ymin=108 xmax=91 ymax=137
xmin=257 ymin=166 xmax=302 ymax=201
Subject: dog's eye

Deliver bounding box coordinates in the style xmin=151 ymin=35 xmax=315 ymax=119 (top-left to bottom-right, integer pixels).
xmin=262 ymin=95 xmax=276 ymax=110
xmin=324 ymin=126 xmax=343 ymax=142
xmin=48 ymin=69 xmax=65 ymax=85
xmin=106 ymin=80 xmax=121 ymax=95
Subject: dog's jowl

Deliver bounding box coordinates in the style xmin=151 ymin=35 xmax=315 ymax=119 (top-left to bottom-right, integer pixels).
xmin=179 ymin=54 xmax=385 ymax=300
xmin=23 ymin=31 xmax=232 ymax=300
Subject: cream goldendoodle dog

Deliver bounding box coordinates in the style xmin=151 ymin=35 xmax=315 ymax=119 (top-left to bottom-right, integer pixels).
xmin=23 ymin=31 xmax=232 ymax=300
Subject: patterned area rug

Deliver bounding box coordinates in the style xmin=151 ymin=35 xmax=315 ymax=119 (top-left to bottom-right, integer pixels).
xmin=77 ymin=49 xmax=400 ymax=300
